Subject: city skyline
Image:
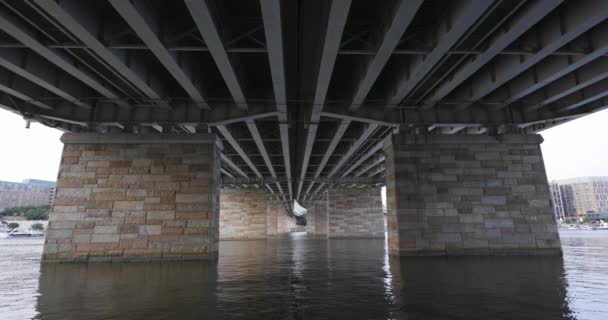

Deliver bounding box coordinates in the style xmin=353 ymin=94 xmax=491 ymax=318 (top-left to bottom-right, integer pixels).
xmin=1 ymin=107 xmax=608 ymax=183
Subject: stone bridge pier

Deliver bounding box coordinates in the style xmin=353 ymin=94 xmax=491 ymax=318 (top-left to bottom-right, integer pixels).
xmin=307 ymin=187 xmax=384 ymax=239
xmin=43 ymin=133 xmax=222 ymax=262
xmin=383 ymin=133 xmax=561 ymax=256
xmin=219 ymin=188 xmax=296 ymax=240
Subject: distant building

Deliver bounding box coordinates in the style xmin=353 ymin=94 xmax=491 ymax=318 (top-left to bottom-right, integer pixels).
xmin=0 ymin=179 xmax=55 ymax=211
xmin=549 ymin=177 xmax=608 ymax=220
xmin=549 ymin=182 xmax=576 ymax=220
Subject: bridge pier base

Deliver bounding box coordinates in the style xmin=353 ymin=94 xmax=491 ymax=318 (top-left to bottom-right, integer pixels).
xmin=384 ymin=133 xmax=562 ymax=256
xmin=42 ymin=133 xmax=221 ymax=262
xmin=219 ymin=189 xmax=287 ymax=239
xmin=326 ymin=188 xmax=384 ymax=239
xmin=306 ymin=199 xmax=328 ymax=237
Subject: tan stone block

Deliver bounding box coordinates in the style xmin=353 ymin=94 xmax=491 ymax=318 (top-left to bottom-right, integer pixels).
xmin=119 ymin=225 xmax=139 ymax=234
xmin=139 ymin=225 xmax=162 ymax=235
xmin=92 ymin=190 xmax=126 ymax=201
xmin=187 ymin=219 xmax=210 ymax=227
xmin=176 ymin=212 xmax=209 ymax=220
xmin=126 ymin=189 xmax=147 ymax=200
xmin=46 ymin=229 xmax=73 ymax=239
xmin=144 ymin=203 xmax=175 ymax=211
xmin=184 ymin=227 xmax=209 ymax=235
xmin=75 ymin=221 xmax=94 ymax=228
xmin=87 ymin=160 xmax=110 ymax=168
xmin=73 ymin=234 xmax=91 ymax=244
xmin=119 ymin=239 xmax=148 ymax=249
xmin=110 ymin=160 xmax=131 ymax=167
xmin=132 ymin=159 xmax=152 ymax=167
xmin=53 ymin=197 xmax=87 ymax=206
xmin=163 ymin=227 xmax=184 ymax=235
xmin=130 ymin=167 xmax=151 ymax=174
xmin=50 ymin=211 xmax=85 ymax=222
xmin=114 ymin=201 xmax=144 ymax=211
xmin=86 ymin=200 xmax=114 ymax=209
xmin=85 ymin=209 xmax=111 ymax=218
xmin=91 ymin=234 xmax=120 ymax=243
xmin=94 ymin=225 xmax=118 ymax=234
xmin=46 ymin=221 xmax=75 ymax=231
xmin=147 ymin=211 xmax=175 ymax=220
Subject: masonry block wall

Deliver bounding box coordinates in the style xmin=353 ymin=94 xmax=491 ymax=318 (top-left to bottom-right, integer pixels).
xmin=327 ymin=188 xmax=384 ymax=238
xmin=307 ymin=199 xmax=328 ymax=237
xmin=266 ymin=201 xmax=282 ymax=237
xmin=306 ymin=205 xmax=315 ymax=234
xmin=43 ymin=133 xmax=221 ymax=262
xmin=278 ymin=211 xmax=297 ymax=233
xmin=219 ymin=189 xmax=269 ymax=240
xmin=384 ymin=133 xmax=561 ymax=256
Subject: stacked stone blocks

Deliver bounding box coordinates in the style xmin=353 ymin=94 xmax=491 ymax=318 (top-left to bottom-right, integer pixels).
xmin=220 ymin=188 xmax=270 ymax=239
xmin=43 ymin=133 xmax=220 ymax=262
xmin=327 ymin=188 xmax=384 ymax=238
xmin=384 ymin=133 xmax=561 ymax=256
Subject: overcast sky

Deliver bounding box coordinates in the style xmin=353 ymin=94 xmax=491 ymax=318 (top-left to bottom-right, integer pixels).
xmin=0 ymin=107 xmax=607 ymax=183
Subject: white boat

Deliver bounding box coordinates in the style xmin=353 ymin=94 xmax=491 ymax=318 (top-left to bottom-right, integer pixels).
xmin=6 ymin=229 xmax=45 ymax=237
xmin=593 ymin=221 xmax=608 ymax=230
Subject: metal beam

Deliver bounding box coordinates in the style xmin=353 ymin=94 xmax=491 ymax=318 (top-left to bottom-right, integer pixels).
xmin=368 ymin=165 xmax=385 ymax=177
xmin=556 ymin=78 xmax=608 ymax=112
xmin=493 ymin=22 xmax=608 ymax=111
xmin=328 ymin=124 xmax=379 ymax=177
xmin=224 ymin=176 xmax=384 ymax=186
xmin=304 ymin=119 xmax=350 ymax=196
xmin=297 ymin=0 xmax=351 ymax=200
xmin=220 ymin=153 xmax=247 ymax=178
xmin=35 ymin=0 xmax=170 ymax=108
xmin=207 ymin=111 xmax=278 ymax=127
xmin=455 ymin=0 xmax=608 ymax=110
xmin=246 ymin=120 xmax=276 ymax=178
xmin=0 ymin=8 xmax=124 ymax=106
xmin=387 ymin=1 xmax=494 ymax=109
xmin=110 ymin=0 xmax=208 ymax=109
xmin=260 ymin=0 xmax=292 ymax=202
xmin=355 ymin=155 xmax=385 ymax=177
xmin=524 ymin=58 xmax=608 ymax=112
xmin=0 ymin=49 xmax=91 ymax=109
xmin=340 ymin=139 xmax=384 ymax=177
xmin=0 ymin=69 xmax=53 ymax=110
xmin=216 ymin=125 xmax=262 ymax=178
xmin=348 ymin=0 xmax=421 ymax=111
xmin=220 ymin=168 xmax=234 ymax=178
xmin=185 ymin=0 xmax=247 ymax=110
xmin=423 ymin=0 xmax=562 ymax=107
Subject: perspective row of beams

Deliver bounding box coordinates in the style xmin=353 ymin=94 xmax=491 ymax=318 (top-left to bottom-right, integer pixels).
xmin=1 ymin=1 xmax=608 ymax=205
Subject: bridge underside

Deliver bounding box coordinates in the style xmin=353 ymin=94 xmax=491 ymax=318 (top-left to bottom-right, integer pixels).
xmin=1 ymin=0 xmax=598 ymax=259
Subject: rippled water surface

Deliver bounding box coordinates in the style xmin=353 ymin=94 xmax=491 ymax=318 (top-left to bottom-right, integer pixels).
xmin=0 ymin=231 xmax=607 ymax=319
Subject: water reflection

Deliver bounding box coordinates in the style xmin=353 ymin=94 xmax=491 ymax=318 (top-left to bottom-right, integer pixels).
xmin=28 ymin=233 xmax=588 ymax=319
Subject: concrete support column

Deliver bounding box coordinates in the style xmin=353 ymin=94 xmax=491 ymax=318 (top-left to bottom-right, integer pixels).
xmin=43 ymin=133 xmax=221 ymax=262
xmin=327 ymin=188 xmax=384 ymax=239
xmin=384 ymin=133 xmax=562 ymax=256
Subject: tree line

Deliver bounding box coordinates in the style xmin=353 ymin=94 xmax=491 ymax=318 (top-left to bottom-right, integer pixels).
xmin=0 ymin=205 xmax=50 ymax=220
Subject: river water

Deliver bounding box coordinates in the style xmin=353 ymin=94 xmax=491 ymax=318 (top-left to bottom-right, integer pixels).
xmin=0 ymin=230 xmax=606 ymax=319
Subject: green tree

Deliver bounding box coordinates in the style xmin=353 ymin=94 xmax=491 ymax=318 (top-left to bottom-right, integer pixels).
xmin=24 ymin=206 xmax=49 ymax=220
xmin=8 ymin=222 xmax=19 ymax=230
xmin=30 ymin=223 xmax=44 ymax=231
